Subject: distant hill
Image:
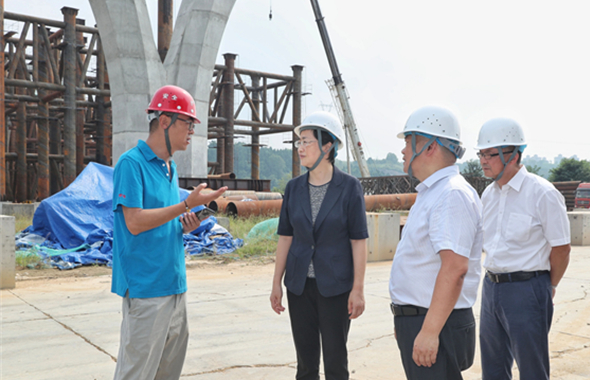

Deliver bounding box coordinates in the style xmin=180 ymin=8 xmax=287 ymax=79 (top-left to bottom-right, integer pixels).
xmin=208 ymin=143 xmax=563 ymax=191
xmin=208 ymin=143 xmax=404 ymax=192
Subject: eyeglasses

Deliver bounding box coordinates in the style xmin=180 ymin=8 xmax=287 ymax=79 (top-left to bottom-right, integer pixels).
xmin=176 ymin=117 xmax=196 ymax=132
xmin=294 ymin=139 xmax=317 ymax=149
xmin=476 ymin=150 xmax=514 ymax=160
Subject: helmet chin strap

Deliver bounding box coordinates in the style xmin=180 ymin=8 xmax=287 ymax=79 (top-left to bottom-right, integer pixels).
xmin=406 ymin=132 xmax=436 ymax=180
xmin=164 ymin=113 xmax=179 ymax=158
xmin=303 ymin=128 xmax=337 ymax=172
xmin=494 ymin=147 xmax=519 ymax=182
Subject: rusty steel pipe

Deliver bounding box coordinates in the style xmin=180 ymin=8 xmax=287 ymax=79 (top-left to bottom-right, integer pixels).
xmin=207 ymin=172 xmax=236 ymax=179
xmin=4 ymin=11 xmax=98 ymax=33
xmin=157 ymin=0 xmax=173 ymax=62
xmin=0 ymin=0 xmax=6 ymax=200
xmin=254 ymin=192 xmax=283 ymax=201
xmin=61 ymin=7 xmax=78 ymax=187
xmin=209 ymin=198 xmax=231 ymax=214
xmin=226 ymin=199 xmax=283 ymax=217
xmin=364 ymin=193 xmax=417 ymax=212
xmin=291 ymin=65 xmax=303 ymax=178
xmin=4 ymin=78 xmax=110 ymax=96
xmin=37 ymin=25 xmax=50 ymax=199
xmin=75 ymin=18 xmax=85 ymax=175
xmin=214 ymin=64 xmax=295 ymax=82
xmin=223 ymin=190 xmax=256 ymax=196
xmin=222 ymin=53 xmax=236 ymax=174
xmin=251 ymin=75 xmax=260 ymax=179
xmin=226 ymin=194 xmax=259 ymax=201
xmin=16 ymin=100 xmax=27 ymax=202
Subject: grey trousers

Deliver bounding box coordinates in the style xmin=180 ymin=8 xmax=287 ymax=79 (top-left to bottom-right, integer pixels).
xmin=113 ymin=292 xmax=189 ymax=380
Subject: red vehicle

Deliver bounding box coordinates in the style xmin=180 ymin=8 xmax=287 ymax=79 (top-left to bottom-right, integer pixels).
xmin=575 ymin=183 xmax=590 ymax=209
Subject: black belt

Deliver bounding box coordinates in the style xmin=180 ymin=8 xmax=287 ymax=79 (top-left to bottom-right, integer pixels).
xmin=486 ymin=270 xmax=549 ymax=283
xmin=390 ymin=303 xmax=428 ymax=316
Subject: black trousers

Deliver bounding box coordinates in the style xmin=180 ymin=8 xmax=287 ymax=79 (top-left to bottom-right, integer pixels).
xmin=287 ymin=278 xmax=351 ymax=380
xmin=394 ymin=307 xmax=476 ymax=380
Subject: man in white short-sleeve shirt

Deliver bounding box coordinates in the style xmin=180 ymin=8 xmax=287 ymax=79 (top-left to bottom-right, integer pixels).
xmin=476 ymin=118 xmax=571 ymax=380
xmin=389 ymin=106 xmax=483 ymax=380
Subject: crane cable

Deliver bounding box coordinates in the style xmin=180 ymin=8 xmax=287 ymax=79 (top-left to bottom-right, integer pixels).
xmin=269 ymin=0 xmax=273 ymax=20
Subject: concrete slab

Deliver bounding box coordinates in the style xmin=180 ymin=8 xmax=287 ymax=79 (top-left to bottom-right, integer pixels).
xmin=1 ymin=248 xmax=589 ymax=379
xmin=366 ymin=212 xmax=400 ymax=262
xmin=1 ymin=215 xmax=15 ymax=289
xmin=0 ymin=202 xmax=40 ymax=219
xmin=568 ymin=211 xmax=590 ymax=246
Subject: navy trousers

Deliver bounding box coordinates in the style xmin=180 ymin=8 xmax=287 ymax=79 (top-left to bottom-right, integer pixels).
xmin=394 ymin=308 xmax=476 ymax=380
xmin=287 ymin=278 xmax=351 ymax=380
xmin=480 ymin=273 xmax=553 ymax=380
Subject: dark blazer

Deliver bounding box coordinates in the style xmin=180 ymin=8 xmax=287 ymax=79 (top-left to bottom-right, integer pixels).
xmin=278 ymin=166 xmax=368 ymax=297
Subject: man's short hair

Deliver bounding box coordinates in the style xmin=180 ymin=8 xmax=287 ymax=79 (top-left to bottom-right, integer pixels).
xmin=413 ymin=133 xmax=457 ymax=164
xmin=148 ymin=112 xmax=176 ymax=133
xmin=441 ymin=144 xmax=457 ymax=164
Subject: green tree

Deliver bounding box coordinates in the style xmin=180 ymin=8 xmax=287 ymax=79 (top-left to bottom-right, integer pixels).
xmin=273 ymin=173 xmax=293 ymax=193
xmin=525 ymin=164 xmax=542 ymax=175
xmin=461 ymin=159 xmax=483 ymax=178
xmin=549 ymin=158 xmax=590 ymax=182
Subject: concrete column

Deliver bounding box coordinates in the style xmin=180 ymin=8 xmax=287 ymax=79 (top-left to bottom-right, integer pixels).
xmin=95 ymin=35 xmax=107 ymax=165
xmin=91 ymin=0 xmax=236 ymax=177
xmin=0 ymin=215 xmax=15 ymax=289
xmin=164 ymin=0 xmax=236 ymax=178
xmin=89 ymin=0 xmax=166 ymax=166
xmin=291 ymin=65 xmax=303 ymax=178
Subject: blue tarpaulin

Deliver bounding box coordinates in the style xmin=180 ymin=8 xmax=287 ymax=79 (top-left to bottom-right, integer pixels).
xmin=17 ymin=162 xmax=243 ymax=269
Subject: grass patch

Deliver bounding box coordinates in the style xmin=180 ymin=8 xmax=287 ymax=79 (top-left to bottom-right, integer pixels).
xmin=210 ymin=215 xmax=279 ymax=263
xmin=15 ymin=249 xmax=47 ymax=270
xmin=15 ymin=215 xmax=33 ymax=233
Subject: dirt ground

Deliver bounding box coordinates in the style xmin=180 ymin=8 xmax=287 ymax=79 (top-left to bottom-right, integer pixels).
xmin=14 ymin=255 xmax=275 ymax=284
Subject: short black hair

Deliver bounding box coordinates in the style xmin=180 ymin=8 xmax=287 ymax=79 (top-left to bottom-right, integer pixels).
xmin=148 ymin=112 xmax=175 ymax=133
xmin=312 ymin=129 xmax=336 ymax=165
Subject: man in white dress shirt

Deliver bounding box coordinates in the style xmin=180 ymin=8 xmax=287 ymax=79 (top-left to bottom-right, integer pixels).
xmin=389 ymin=106 xmax=483 ymax=380
xmin=476 ymin=118 xmax=571 ymax=380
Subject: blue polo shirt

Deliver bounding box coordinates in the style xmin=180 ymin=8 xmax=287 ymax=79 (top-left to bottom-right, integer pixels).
xmin=111 ymin=140 xmax=187 ymax=298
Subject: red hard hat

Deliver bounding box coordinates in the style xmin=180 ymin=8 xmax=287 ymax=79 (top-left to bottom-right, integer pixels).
xmin=146 ymin=85 xmax=200 ymax=123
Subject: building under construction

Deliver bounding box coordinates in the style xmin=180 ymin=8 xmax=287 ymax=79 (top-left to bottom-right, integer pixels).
xmin=1 ymin=4 xmax=304 ymax=202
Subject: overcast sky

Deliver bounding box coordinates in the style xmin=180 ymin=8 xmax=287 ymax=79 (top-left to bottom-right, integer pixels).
xmin=5 ymin=0 xmax=590 ymax=164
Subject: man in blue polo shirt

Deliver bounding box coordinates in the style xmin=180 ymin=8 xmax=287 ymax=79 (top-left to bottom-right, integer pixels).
xmin=111 ymin=85 xmax=227 ymax=380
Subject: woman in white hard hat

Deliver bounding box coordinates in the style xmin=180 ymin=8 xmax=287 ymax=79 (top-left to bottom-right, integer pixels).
xmin=270 ymin=111 xmax=368 ymax=380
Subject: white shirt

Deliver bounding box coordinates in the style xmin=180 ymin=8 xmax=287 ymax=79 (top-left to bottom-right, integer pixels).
xmin=482 ymin=166 xmax=570 ymax=273
xmin=389 ymin=166 xmax=483 ymax=309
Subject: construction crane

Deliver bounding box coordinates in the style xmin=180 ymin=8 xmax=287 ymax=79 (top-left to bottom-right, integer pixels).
xmin=310 ymin=0 xmax=371 ymax=177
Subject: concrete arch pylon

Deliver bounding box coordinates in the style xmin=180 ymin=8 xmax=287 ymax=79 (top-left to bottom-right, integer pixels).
xmin=89 ymin=0 xmax=237 ymax=177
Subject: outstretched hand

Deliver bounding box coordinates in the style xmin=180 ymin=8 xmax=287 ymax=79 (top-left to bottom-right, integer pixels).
xmin=185 ymin=184 xmax=227 ymax=209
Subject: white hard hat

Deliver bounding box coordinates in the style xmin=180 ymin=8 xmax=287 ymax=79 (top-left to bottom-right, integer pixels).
xmin=295 ymin=111 xmax=345 ymax=150
xmin=397 ymin=105 xmax=462 ymax=143
xmin=475 ymin=118 xmax=526 ymax=150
